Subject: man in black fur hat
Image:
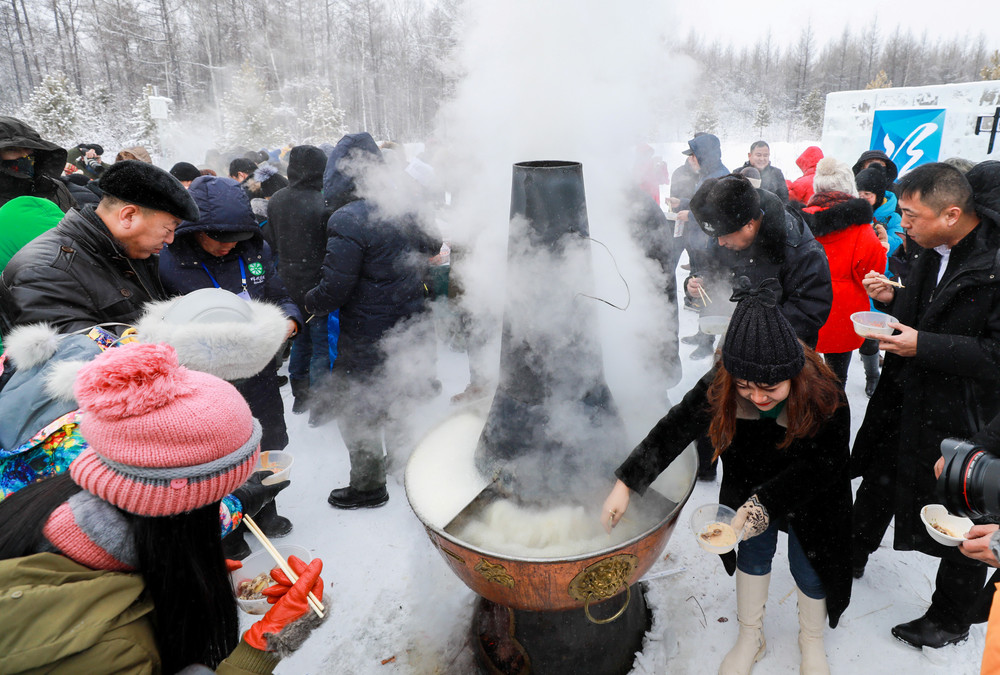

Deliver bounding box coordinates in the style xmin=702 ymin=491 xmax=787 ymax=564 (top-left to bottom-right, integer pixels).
xmin=689 ymin=173 xmax=833 ymax=348
xmin=0 ymin=160 xmax=199 ymax=335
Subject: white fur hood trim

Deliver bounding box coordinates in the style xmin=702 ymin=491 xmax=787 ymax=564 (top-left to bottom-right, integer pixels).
xmin=134 ymin=297 xmax=289 ymax=381
xmin=44 ymin=359 xmax=90 ymax=401
xmin=4 ymin=323 xmax=63 ymax=369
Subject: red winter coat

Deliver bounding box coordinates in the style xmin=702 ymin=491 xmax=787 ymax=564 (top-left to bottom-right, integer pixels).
xmin=803 ymin=192 xmax=886 ymax=353
xmin=787 ymin=146 xmax=824 ymax=204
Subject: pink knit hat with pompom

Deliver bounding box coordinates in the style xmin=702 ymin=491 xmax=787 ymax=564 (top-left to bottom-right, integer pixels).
xmin=67 ymin=342 xmax=261 ymax=516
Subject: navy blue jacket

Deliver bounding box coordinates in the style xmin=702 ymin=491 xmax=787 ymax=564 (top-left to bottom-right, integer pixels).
xmin=157 ymin=176 xmax=302 ymax=327
xmin=306 ymin=133 xmax=440 ymax=373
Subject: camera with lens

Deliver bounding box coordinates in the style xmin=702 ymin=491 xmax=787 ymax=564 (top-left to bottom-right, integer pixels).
xmin=937 ymin=438 xmax=1000 ymax=518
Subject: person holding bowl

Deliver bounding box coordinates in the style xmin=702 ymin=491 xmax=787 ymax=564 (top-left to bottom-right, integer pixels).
xmin=602 ymin=280 xmax=852 ymax=675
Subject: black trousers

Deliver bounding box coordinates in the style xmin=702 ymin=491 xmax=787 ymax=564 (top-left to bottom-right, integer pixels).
xmin=927 ymin=557 xmax=989 ymax=631
xmin=823 ymin=351 xmax=852 ymax=389
xmin=852 ymin=421 xmax=899 ymax=558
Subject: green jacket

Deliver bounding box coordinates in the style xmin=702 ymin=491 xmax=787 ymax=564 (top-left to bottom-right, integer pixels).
xmin=0 ymin=553 xmax=278 ymax=674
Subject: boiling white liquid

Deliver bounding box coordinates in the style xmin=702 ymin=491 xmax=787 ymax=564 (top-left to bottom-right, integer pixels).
xmin=405 ymin=412 xmax=491 ymax=529
xmin=451 ymin=498 xmax=648 ymax=558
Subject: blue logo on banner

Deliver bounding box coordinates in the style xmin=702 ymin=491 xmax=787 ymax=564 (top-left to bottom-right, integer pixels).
xmin=870 ymin=109 xmax=946 ymax=175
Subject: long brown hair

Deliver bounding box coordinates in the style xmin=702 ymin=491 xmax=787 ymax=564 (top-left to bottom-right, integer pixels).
xmin=707 ymin=345 xmax=843 ymax=459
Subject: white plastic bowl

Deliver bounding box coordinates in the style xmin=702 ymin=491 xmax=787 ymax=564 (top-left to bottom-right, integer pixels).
xmin=699 ymin=315 xmax=730 ymax=336
xmin=850 ymin=311 xmax=898 ymax=339
xmin=256 ymin=451 xmax=293 ymax=486
xmin=690 ymin=503 xmax=744 ymax=554
xmin=920 ymin=504 xmax=973 ymax=547
xmin=231 ymin=544 xmax=311 ymax=614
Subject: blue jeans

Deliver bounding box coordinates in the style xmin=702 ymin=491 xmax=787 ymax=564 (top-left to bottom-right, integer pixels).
xmin=736 ymin=522 xmax=825 ymax=599
xmin=288 ymin=313 xmax=331 ymax=384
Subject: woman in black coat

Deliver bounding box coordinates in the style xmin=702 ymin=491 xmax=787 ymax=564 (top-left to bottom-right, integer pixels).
xmin=603 ymin=284 xmax=851 ymax=675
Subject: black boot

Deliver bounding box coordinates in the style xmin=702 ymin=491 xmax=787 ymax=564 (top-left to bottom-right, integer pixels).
xmin=252 ymin=500 xmax=293 ymax=537
xmin=222 ymin=524 xmax=251 ymax=561
xmin=861 ymin=353 xmax=880 ymax=398
xmin=891 ymin=614 xmax=969 ymax=649
xmin=290 ymin=378 xmax=310 ymax=414
xmin=328 ymin=485 xmax=389 ymax=509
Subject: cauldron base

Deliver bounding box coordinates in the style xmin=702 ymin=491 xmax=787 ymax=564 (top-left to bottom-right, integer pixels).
xmin=472 ymin=583 xmax=650 ymax=675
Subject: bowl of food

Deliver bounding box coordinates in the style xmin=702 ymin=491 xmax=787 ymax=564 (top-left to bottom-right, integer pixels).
xmin=231 ymin=544 xmax=311 ymax=614
xmin=921 ymin=504 xmax=973 ymax=547
xmin=699 ymin=315 xmax=731 ymax=336
xmin=850 ymin=311 xmax=898 ymax=339
xmin=256 ymin=451 xmax=293 ymax=486
xmin=690 ymin=503 xmax=743 ymax=554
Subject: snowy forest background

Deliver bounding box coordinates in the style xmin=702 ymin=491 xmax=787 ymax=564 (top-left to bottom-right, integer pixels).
xmin=4 ymin=0 xmax=1000 ymax=158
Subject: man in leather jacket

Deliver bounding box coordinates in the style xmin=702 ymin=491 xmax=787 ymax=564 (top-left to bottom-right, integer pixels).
xmin=0 ymin=161 xmax=199 ymax=336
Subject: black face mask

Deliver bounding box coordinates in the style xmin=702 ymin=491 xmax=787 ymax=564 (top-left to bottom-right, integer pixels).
xmin=1 ymin=155 xmax=35 ymax=178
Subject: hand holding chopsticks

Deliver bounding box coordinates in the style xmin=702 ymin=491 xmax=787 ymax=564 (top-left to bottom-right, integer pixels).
xmin=687 ymin=276 xmax=713 ymax=308
xmin=243 ymin=514 xmax=325 ymax=618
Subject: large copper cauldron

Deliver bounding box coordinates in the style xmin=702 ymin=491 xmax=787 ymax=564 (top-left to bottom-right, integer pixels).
xmin=405 ymin=409 xmax=697 ymax=619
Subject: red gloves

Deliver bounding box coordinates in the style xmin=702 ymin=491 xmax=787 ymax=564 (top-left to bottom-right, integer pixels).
xmin=244 ymin=555 xmax=325 ymax=653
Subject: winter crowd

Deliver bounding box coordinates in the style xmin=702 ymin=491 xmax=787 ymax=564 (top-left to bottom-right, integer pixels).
xmin=0 ymin=109 xmax=999 ymax=675
xmin=612 ymin=133 xmax=1000 ymax=675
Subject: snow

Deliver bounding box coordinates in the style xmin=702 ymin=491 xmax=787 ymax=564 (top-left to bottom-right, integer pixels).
xmin=252 ymin=236 xmax=986 ymax=674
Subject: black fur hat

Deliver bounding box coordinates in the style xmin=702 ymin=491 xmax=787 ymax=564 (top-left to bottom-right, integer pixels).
xmin=691 ymin=174 xmax=761 ymax=237
xmin=99 ymin=160 xmax=200 ymax=221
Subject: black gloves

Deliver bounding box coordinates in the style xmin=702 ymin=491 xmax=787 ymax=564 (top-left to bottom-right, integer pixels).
xmin=232 ymin=471 xmax=290 ymax=518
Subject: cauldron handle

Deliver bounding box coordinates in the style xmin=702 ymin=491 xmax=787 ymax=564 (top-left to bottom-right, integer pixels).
xmin=583 ymin=585 xmax=630 ymax=625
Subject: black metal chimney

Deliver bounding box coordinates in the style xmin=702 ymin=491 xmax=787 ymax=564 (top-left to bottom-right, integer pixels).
xmin=474 ymin=161 xmax=627 ymax=500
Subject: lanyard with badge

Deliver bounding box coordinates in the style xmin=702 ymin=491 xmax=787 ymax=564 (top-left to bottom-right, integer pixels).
xmin=201 ymin=256 xmax=251 ymax=300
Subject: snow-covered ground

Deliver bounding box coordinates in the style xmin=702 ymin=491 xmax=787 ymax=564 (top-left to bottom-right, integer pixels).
xmin=242 ymin=245 xmax=987 ymax=675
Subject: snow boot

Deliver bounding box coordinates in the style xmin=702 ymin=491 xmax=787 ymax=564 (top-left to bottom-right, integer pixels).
xmin=290 ymin=377 xmax=310 ymax=414
xmin=861 ymin=353 xmax=880 ymax=398
xmin=252 ymin=500 xmax=293 ymax=538
xmin=719 ymin=571 xmax=770 ymax=675
xmin=222 ymin=524 xmax=251 ymax=561
xmin=797 ymin=588 xmax=830 ymax=675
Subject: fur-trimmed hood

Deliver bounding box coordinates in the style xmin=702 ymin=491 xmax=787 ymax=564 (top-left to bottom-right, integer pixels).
xmin=133 ymin=295 xmax=288 ymax=381
xmin=801 ymin=193 xmax=874 ymax=238
xmin=748 ymin=188 xmax=815 ymax=265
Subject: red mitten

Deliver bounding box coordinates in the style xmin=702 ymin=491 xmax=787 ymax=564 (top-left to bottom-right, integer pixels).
xmin=244 ymin=556 xmax=324 ymax=655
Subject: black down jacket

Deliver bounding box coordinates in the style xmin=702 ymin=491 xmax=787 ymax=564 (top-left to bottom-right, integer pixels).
xmin=305 ymin=133 xmax=440 ymax=373
xmin=700 ymin=189 xmax=832 ymax=347
xmin=266 ymin=145 xmax=331 ymax=306
xmin=851 ymin=211 xmax=1000 ymax=558
xmin=0 ymin=206 xmax=165 ymax=334
xmin=0 ymin=117 xmax=75 ymax=212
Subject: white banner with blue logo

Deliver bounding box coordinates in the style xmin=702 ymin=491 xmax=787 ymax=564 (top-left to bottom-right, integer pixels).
xmin=870 ymin=108 xmax=946 ymax=175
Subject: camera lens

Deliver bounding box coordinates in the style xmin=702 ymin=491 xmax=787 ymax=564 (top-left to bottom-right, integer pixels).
xmin=938 ymin=438 xmax=1000 ymax=518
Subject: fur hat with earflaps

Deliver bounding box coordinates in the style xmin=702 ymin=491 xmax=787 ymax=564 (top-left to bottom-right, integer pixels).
xmin=99 ymin=160 xmax=200 ymax=221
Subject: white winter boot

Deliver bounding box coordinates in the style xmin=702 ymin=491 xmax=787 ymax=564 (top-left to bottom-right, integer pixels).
xmin=719 ymin=571 xmax=770 ymax=675
xmin=796 ymin=588 xmax=831 ymax=675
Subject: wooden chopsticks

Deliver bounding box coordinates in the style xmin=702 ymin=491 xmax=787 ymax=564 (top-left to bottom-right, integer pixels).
xmin=243 ymin=515 xmax=325 ymax=618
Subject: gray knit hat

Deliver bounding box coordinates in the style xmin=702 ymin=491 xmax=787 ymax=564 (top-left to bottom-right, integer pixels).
xmin=722 ymin=278 xmax=804 ymax=384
